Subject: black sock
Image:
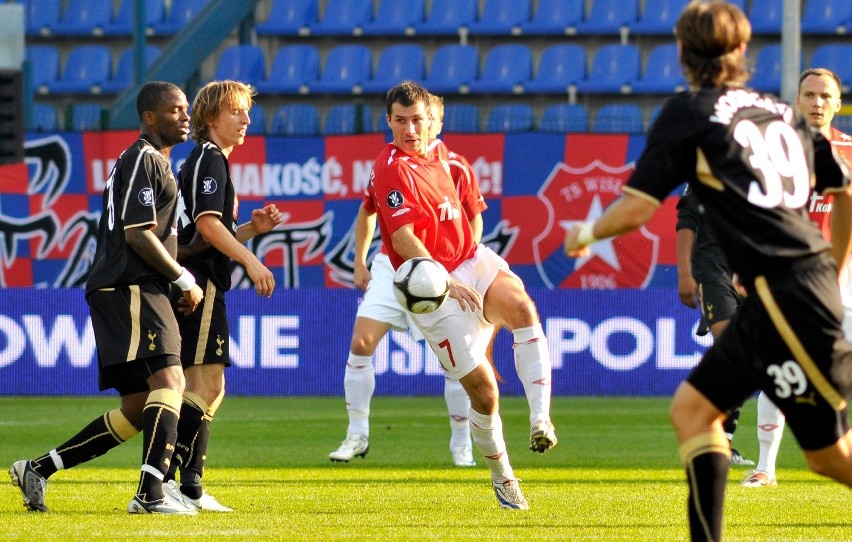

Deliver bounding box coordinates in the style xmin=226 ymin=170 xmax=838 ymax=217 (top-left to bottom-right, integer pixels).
xmin=136 ymin=389 xmax=181 ymax=502
xmin=680 ymin=433 xmax=730 ymax=542
xmin=180 ymin=414 xmax=211 ymax=500
xmin=167 ymin=399 xmax=205 ymax=483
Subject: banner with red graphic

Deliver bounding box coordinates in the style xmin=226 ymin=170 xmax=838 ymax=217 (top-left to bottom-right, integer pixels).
xmin=1 ymin=131 xmax=682 ymax=289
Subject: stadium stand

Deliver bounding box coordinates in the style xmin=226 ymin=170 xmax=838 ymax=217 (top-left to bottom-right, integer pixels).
xmin=809 ymin=44 xmax=852 ymax=93
xmin=214 ymin=44 xmax=266 ymax=86
xmin=255 ymin=0 xmax=317 ymax=36
xmin=524 ymin=44 xmax=586 ymax=94
xmin=309 ymin=0 xmax=372 ymax=36
xmin=255 ymin=44 xmax=320 ymax=95
xmin=26 ymin=45 xmax=61 ymax=96
xmin=49 ymin=0 xmax=112 ymax=37
xmin=361 ymin=0 xmax=424 ymax=36
xmin=101 ymin=45 xmax=161 ymax=94
xmin=153 ymin=0 xmax=208 ymax=35
xmin=748 ymin=0 xmax=782 ymax=34
xmin=48 ymin=45 xmax=112 ymax=95
xmin=24 ymin=0 xmax=61 ymax=37
xmin=310 ymin=44 xmax=372 ymax=94
xmin=575 ymin=44 xmax=640 ymax=94
xmin=442 ymin=103 xmax=480 ymax=132
xmin=593 ymin=103 xmax=644 ymax=134
xmin=485 ymin=103 xmax=534 ymax=132
xmin=538 ymin=103 xmax=589 ymax=133
xmin=521 ymin=0 xmax=583 ymax=36
xmin=630 ymin=43 xmax=685 ymax=94
xmin=629 ymin=0 xmax=688 ymax=35
xmin=467 ymin=44 xmax=532 ymax=94
xmin=467 ymin=0 xmax=530 ymax=36
xmin=415 ymin=0 xmax=477 ymax=36
xmin=70 ymin=102 xmax=103 ymax=131
xmin=423 ymin=44 xmax=478 ymax=94
xmin=801 ymin=0 xmax=852 ymax=34
xmin=323 ymin=103 xmax=372 ymax=135
xmin=102 ymin=0 xmax=165 ymax=37
xmin=749 ymin=43 xmax=782 ymax=93
xmin=247 ymin=103 xmax=266 ymax=134
xmin=361 ymin=44 xmax=426 ymax=94
xmin=30 ymin=103 xmax=58 ymax=132
xmin=269 ymin=104 xmax=321 ymax=136
xmin=574 ymin=0 xmax=638 ymax=36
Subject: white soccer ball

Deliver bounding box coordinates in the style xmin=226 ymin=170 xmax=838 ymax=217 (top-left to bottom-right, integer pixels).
xmin=392 ymin=257 xmax=451 ymax=314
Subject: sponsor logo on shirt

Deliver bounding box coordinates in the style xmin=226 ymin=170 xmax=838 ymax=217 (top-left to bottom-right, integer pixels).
xmin=392 ymin=208 xmax=410 ymax=217
xmin=138 ymin=187 xmax=154 ymax=206
xmin=202 ymin=177 xmax=218 ymax=194
xmin=387 ymin=190 xmax=404 ymax=208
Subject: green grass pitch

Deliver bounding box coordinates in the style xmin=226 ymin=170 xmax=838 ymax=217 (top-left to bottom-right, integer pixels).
xmin=1 ymin=396 xmax=850 ymax=541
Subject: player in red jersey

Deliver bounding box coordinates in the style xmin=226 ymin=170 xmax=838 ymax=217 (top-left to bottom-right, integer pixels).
xmin=368 ymin=81 xmax=555 ymax=510
xmin=566 ymin=3 xmax=852 ymax=540
xmin=743 ymin=67 xmax=852 ymax=488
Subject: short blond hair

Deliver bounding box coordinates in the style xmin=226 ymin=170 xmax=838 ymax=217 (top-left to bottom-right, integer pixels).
xmin=190 ymin=80 xmax=255 ymax=142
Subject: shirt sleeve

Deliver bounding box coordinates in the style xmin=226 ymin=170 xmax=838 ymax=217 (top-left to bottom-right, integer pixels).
xmin=122 ymin=149 xmax=159 ymax=229
xmin=813 ymin=131 xmax=852 ymax=195
xmin=189 ymin=151 xmax=228 ymax=220
xmin=372 ymin=159 xmax=431 ymax=238
xmin=675 ymin=185 xmax=699 ymax=232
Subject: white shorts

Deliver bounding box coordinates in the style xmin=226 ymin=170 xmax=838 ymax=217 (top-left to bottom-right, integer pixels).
xmin=409 ymin=244 xmax=516 ymax=380
xmin=356 ymin=252 xmax=422 ymax=340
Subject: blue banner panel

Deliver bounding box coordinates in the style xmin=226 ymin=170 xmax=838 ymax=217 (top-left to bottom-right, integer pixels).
xmin=0 ymin=288 xmax=710 ymax=397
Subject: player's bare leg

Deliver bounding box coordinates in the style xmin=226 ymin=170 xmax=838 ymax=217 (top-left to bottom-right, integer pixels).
xmin=802 ymin=431 xmax=852 ymax=486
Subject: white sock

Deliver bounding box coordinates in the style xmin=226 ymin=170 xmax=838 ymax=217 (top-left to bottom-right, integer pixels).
xmin=444 ymin=376 xmax=471 ymax=449
xmin=343 ymin=353 xmax=374 ymax=438
xmin=755 ymin=391 xmax=785 ymax=478
xmin=513 ymin=324 xmax=552 ymax=425
xmin=468 ymin=408 xmax=514 ymax=483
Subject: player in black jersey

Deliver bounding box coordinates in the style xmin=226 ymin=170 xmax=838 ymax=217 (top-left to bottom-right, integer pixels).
xmin=566 ymin=2 xmax=852 ymax=541
xmin=675 ymin=185 xmax=754 ymax=467
xmin=164 ymin=80 xmax=283 ymax=512
xmin=9 ymin=81 xmax=203 ymax=515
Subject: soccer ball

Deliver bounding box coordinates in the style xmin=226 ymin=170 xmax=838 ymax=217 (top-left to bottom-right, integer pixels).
xmin=393 ymin=257 xmax=451 ymax=314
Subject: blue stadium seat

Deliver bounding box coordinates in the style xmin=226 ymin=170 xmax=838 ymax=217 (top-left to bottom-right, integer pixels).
xmin=629 ymin=0 xmax=688 ymax=35
xmin=539 ymin=103 xmax=589 ymax=133
xmin=442 ymin=104 xmax=480 ymax=132
xmin=630 ymin=43 xmax=685 ymax=94
xmin=310 ymin=0 xmax=372 ymax=36
xmin=257 ymin=45 xmax=320 ymax=94
xmin=521 ymin=0 xmax=583 ymax=35
xmin=423 ymin=44 xmax=478 ymax=94
xmin=255 ymin=45 xmax=320 ymax=94
xmin=247 ymin=104 xmax=266 ymax=135
xmin=750 ymin=44 xmax=782 ymax=93
xmin=575 ymin=0 xmax=638 ymax=36
xmin=269 ymin=104 xmax=320 ymax=136
xmin=486 ymin=103 xmax=534 ymax=132
xmin=749 ymin=0 xmax=782 ymax=34
xmin=50 ymin=0 xmax=111 ymax=36
xmin=25 ymin=0 xmax=61 ymax=36
xmin=48 ymin=45 xmax=112 ymax=94
xmin=524 ymin=44 xmax=586 ymax=93
xmin=101 ymin=45 xmax=161 ymax=94
xmin=324 ymin=104 xmax=372 ymax=135
xmin=467 ymin=0 xmax=531 ymax=36
xmin=255 ymin=0 xmax=317 ymax=36
xmin=26 ymin=45 xmax=60 ymax=95
xmin=30 ymin=103 xmax=58 ymax=132
xmin=415 ymin=0 xmax=477 ymax=36
xmin=649 ymin=103 xmax=665 ymax=129
xmin=361 ymin=44 xmax=426 ymax=94
xmin=575 ymin=44 xmax=640 ymax=94
xmin=214 ymin=44 xmax=266 ymax=86
xmin=593 ymin=103 xmax=644 ymax=134
xmin=311 ymin=45 xmax=372 ymax=94
xmin=70 ymin=103 xmax=103 ymax=131
xmin=802 ymin=0 xmax=852 ymax=34
xmin=153 ymin=0 xmax=207 ymax=35
xmin=809 ymin=44 xmax=852 ymax=92
xmin=467 ymin=44 xmax=532 ymax=94
xmin=362 ymin=0 xmax=424 ymax=36
xmin=102 ymin=0 xmax=165 ymax=37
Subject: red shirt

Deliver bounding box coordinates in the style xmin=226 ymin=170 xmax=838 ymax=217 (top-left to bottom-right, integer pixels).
xmin=808 ymin=127 xmax=852 ymax=240
xmin=368 ymin=143 xmax=476 ymax=271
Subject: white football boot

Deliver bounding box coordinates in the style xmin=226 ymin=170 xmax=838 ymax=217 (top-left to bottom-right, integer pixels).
xmin=450 ymin=445 xmax=476 ymax=467
xmin=492 ymin=479 xmax=529 ymax=510
xmin=328 ymin=435 xmax=369 ymax=462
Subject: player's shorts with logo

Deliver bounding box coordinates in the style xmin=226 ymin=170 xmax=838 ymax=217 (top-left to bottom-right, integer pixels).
xmin=688 ymin=253 xmax=852 ymax=450
xmin=409 ymin=244 xmax=516 ymax=380
xmin=172 ymin=273 xmax=231 ymax=368
xmin=357 ymin=252 xmax=422 ymax=340
xmin=87 ymin=280 xmax=182 ymax=393
xmin=696 ymin=277 xmax=743 ymax=336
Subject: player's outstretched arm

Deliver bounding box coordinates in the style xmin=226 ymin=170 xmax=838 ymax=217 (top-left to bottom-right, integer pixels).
xmin=676 ymin=228 xmax=699 ymax=308
xmin=565 ymin=193 xmax=658 ymax=257
xmin=236 ymin=204 xmax=284 ymax=243
xmin=197 ymin=214 xmax=275 ymax=297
